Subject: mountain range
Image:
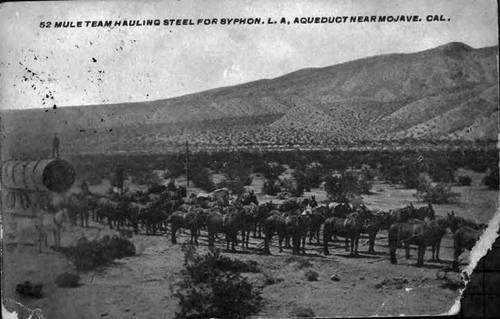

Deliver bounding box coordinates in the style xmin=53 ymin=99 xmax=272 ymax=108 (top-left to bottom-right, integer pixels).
xmin=1 ymin=42 xmax=498 ymax=157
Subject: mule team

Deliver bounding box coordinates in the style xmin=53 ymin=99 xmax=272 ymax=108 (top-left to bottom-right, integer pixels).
xmin=42 ymin=185 xmax=484 ymax=272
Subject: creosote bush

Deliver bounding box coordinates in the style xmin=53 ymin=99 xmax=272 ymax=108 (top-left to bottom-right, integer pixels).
xmin=416 ymin=182 xmax=460 ymax=204
xmin=174 ymin=244 xmax=262 ymax=319
xmin=457 ymin=175 xmax=472 ymax=186
xmin=483 ymin=165 xmax=499 ymax=190
xmin=263 ymin=179 xmax=282 ymax=196
xmin=59 ymin=235 xmax=136 ymax=271
xmin=290 ymin=306 xmax=316 ymax=318
xmin=304 ymin=269 xmax=319 ymax=281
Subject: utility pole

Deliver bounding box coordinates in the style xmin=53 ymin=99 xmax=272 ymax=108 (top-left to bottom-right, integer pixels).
xmin=185 ymin=141 xmax=189 ymax=188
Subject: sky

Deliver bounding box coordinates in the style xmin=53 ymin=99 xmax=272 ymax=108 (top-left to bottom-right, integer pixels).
xmin=0 ymin=0 xmax=497 ymax=110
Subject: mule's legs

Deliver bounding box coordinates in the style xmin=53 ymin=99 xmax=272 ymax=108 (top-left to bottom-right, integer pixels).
xmin=171 ymin=226 xmax=177 ymax=244
xmin=231 ymin=233 xmax=237 ymax=251
xmin=389 ymin=243 xmax=397 ymax=265
xmin=302 ymin=234 xmax=306 ymax=255
xmin=246 ymin=229 xmax=251 ymax=248
xmin=452 ymin=248 xmax=463 ymax=272
xmin=405 ymin=243 xmax=410 ymax=259
xmin=389 ymin=228 xmax=398 ymax=265
xmin=354 ymin=234 xmax=359 ymax=256
xmin=416 ymin=245 xmax=426 ymax=267
xmin=240 ymin=230 xmax=246 ymax=249
xmin=323 ymin=227 xmax=330 ymax=255
xmin=263 ymin=234 xmax=271 ymax=255
xmin=208 ymin=231 xmax=214 ymax=247
xmin=436 ymin=239 xmax=441 ymax=262
xmin=278 ymin=233 xmax=284 ymax=253
xmin=368 ymin=231 xmax=376 ymax=254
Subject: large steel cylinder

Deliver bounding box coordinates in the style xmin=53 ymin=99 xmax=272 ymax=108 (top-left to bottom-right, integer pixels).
xmin=1 ymin=159 xmax=75 ymax=193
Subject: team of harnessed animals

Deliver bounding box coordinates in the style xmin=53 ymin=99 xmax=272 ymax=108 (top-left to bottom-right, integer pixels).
xmin=37 ymin=185 xmax=485 ymax=271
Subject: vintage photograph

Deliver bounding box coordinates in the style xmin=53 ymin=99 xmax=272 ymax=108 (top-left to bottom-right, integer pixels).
xmin=1 ymin=0 xmax=498 ymax=318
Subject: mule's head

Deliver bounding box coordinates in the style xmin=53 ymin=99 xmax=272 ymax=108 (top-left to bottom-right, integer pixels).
xmin=427 ymin=203 xmax=436 ymax=219
xmin=302 ymin=204 xmax=313 ymax=216
xmin=448 ymin=211 xmax=462 ymax=233
xmin=250 ymin=194 xmax=259 ymax=206
xmin=309 ymin=195 xmax=318 ymax=208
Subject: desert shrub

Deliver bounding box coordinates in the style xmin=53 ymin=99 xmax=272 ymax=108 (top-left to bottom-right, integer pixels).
xmin=216 ymin=178 xmax=247 ymax=196
xmin=358 ymin=166 xmax=375 ymax=194
xmin=400 ymin=163 xmax=424 ymax=189
xmin=191 ymin=166 xmax=215 ymax=192
xmin=457 ymin=175 xmax=472 ymax=186
xmin=221 ymin=165 xmax=253 ymax=186
xmin=165 ymin=155 xmax=186 ymax=179
xmin=59 ymin=235 xmax=136 ymax=271
xmin=416 ymin=183 xmax=460 ymax=204
xmin=86 ymin=173 xmax=102 ymax=186
xmin=415 ymin=172 xmax=432 ymax=192
xmin=255 ymin=162 xmax=286 ymax=180
xmin=173 ymin=245 xmax=262 ymax=319
xmin=428 ymin=157 xmax=457 ymax=184
xmin=166 ymin=180 xmax=177 ymax=191
xmin=382 ymin=156 xmax=428 ymax=189
xmin=132 ymin=171 xmax=161 ymax=186
xmin=262 ymin=272 xmax=283 ymax=286
xmin=304 ymin=270 xmax=319 ymax=281
xmin=55 ymin=272 xmax=80 ymax=288
xmin=324 ymin=169 xmax=373 ymax=202
xmin=324 ymin=175 xmax=349 ymax=203
xmin=163 ymin=171 xmax=172 ymax=180
xmin=286 ymin=256 xmax=313 ymax=269
xmin=483 ymin=166 xmax=499 ymax=190
xmin=305 ymin=162 xmax=326 ymax=188
xmin=291 ymin=170 xmax=309 ymax=197
xmin=290 ymin=306 xmax=316 ymax=318
xmin=263 ymin=179 xmax=282 ymax=196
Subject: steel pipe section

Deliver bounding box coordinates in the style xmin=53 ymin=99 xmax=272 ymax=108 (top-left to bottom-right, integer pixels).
xmin=1 ymin=159 xmax=75 ymax=193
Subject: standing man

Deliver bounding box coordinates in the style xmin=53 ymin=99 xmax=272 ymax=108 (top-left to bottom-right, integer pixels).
xmin=81 ymin=180 xmax=90 ymax=195
xmin=115 ymin=164 xmax=125 ymax=196
xmin=52 ymin=133 xmax=60 ymax=158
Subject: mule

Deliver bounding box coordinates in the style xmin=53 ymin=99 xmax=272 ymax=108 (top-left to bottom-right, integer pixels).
xmin=308 ymin=206 xmax=328 ymax=245
xmin=452 ymin=226 xmax=482 ymax=272
xmin=205 ymin=211 xmax=224 ymax=247
xmin=323 ymin=212 xmax=362 ymax=256
xmin=262 ymin=211 xmax=287 ymax=255
xmin=389 ymin=215 xmax=451 ymax=267
xmin=252 ymin=202 xmax=275 ymax=238
xmin=285 ymin=212 xmax=310 ymax=255
xmin=169 ymin=210 xmax=206 ymax=245
xmin=357 ymin=206 xmax=382 ymax=254
xmin=221 ymin=209 xmax=252 ymax=251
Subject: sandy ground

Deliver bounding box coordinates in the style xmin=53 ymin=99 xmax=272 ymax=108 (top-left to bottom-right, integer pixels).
xmin=2 ymin=177 xmax=497 ymax=319
xmin=3 ymin=221 xmax=463 ymax=319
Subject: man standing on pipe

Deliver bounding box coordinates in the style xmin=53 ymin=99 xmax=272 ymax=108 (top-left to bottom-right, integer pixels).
xmin=52 ymin=133 xmax=60 ymax=158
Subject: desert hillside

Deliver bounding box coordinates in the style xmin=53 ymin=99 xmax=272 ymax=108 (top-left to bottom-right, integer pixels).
xmin=1 ymin=42 xmax=498 ymax=156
